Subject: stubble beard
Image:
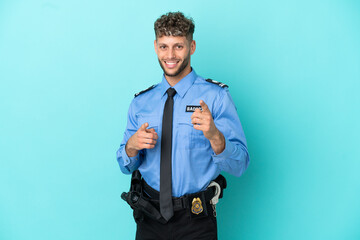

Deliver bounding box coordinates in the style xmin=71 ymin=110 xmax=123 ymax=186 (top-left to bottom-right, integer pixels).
xmin=158 ymin=52 xmax=190 ymax=78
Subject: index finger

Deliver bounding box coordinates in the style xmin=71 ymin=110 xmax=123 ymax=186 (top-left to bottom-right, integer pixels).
xmin=139 ymin=122 xmax=149 ymax=131
xmin=199 ymin=100 xmax=209 ymax=112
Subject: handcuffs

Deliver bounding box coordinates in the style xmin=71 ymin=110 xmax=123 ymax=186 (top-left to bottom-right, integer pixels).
xmin=207 ymin=181 xmax=222 ymax=217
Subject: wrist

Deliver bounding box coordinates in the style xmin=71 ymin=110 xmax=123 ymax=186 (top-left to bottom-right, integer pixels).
xmin=125 ymin=143 xmax=138 ymax=157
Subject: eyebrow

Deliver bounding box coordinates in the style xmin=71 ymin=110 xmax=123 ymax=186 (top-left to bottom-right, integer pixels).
xmin=158 ymin=42 xmax=185 ymax=45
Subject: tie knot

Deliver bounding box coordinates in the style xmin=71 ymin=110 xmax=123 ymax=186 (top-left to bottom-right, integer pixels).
xmin=166 ymin=88 xmax=176 ymax=98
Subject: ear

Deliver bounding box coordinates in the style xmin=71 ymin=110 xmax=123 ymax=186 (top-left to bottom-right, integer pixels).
xmin=190 ymin=40 xmax=196 ymax=55
xmin=154 ymin=40 xmax=158 ymax=53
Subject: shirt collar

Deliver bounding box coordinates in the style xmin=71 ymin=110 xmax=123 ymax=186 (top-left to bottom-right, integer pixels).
xmin=160 ymin=68 xmax=197 ymax=98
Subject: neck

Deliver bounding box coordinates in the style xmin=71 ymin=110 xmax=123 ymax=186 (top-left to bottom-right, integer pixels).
xmin=165 ymin=65 xmax=192 ymax=87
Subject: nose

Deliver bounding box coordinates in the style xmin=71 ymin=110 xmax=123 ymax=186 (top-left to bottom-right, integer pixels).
xmin=167 ymin=48 xmax=176 ymax=59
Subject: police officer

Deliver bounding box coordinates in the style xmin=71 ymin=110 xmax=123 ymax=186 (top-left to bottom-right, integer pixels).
xmin=117 ymin=12 xmax=250 ymax=240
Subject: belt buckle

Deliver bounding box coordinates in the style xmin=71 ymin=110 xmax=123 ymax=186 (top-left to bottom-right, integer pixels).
xmin=173 ymin=197 xmax=183 ymax=211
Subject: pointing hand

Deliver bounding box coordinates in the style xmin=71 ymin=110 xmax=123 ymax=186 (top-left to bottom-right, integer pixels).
xmin=191 ymin=100 xmax=219 ymax=140
xmin=190 ymin=100 xmax=225 ymax=154
xmin=126 ymin=122 xmax=158 ymax=157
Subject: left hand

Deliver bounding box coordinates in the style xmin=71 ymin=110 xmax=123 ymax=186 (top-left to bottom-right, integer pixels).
xmin=191 ymin=100 xmax=220 ymax=140
xmin=191 ymin=100 xmax=225 ymax=154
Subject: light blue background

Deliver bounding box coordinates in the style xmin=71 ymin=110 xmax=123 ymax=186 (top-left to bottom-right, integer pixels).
xmin=1 ymin=0 xmax=359 ymax=239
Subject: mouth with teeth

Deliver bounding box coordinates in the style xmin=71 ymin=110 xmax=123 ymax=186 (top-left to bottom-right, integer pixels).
xmin=158 ymin=53 xmax=190 ymax=78
xmin=164 ymin=60 xmax=180 ymax=69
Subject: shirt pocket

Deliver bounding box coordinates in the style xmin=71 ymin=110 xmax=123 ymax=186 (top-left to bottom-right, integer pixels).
xmin=176 ymin=117 xmax=209 ymax=149
xmin=137 ymin=115 xmax=159 ymax=132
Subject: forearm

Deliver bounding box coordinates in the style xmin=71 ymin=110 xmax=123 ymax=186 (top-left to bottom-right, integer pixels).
xmin=209 ymin=130 xmax=226 ymax=155
xmin=212 ymin=138 xmax=250 ymax=177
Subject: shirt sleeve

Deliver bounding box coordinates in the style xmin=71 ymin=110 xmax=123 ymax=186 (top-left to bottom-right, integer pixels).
xmin=116 ymin=100 xmax=142 ymax=174
xmin=211 ymin=88 xmax=250 ymax=177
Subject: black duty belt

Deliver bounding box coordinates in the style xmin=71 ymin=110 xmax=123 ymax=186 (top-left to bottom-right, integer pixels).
xmin=142 ymin=179 xmax=215 ymax=211
xmin=121 ymin=170 xmax=227 ymax=223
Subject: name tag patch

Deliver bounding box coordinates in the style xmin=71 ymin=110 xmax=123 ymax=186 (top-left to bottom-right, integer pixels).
xmin=186 ymin=105 xmax=202 ymax=112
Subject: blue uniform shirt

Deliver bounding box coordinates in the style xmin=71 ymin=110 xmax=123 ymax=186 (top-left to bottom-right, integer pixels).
xmin=116 ymin=69 xmax=249 ymax=197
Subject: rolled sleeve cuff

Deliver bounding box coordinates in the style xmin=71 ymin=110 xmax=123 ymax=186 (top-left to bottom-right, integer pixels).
xmin=117 ymin=148 xmax=139 ymax=172
xmin=212 ymin=138 xmax=235 ymax=163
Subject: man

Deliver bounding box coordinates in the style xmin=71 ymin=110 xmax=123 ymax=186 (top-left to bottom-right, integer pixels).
xmin=117 ymin=12 xmax=249 ymax=240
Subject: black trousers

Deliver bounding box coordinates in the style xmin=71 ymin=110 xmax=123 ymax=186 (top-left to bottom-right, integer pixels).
xmin=134 ymin=202 xmax=218 ymax=240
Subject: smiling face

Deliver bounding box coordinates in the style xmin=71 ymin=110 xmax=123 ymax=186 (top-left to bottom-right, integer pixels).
xmin=154 ymin=35 xmax=196 ymax=85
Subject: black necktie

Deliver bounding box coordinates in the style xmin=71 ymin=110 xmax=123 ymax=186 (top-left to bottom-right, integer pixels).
xmin=160 ymin=88 xmax=176 ymax=221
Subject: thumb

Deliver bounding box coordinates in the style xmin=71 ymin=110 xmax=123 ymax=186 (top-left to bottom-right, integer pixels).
xmin=199 ymin=100 xmax=209 ymax=112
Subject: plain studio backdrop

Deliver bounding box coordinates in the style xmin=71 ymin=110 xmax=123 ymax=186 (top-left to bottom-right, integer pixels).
xmin=0 ymin=0 xmax=359 ymax=239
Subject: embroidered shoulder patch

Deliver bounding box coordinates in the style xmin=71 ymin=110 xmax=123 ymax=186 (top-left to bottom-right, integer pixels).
xmin=134 ymin=85 xmax=156 ymax=97
xmin=205 ymin=79 xmax=229 ymax=88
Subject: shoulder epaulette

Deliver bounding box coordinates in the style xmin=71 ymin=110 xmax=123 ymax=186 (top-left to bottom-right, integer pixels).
xmin=206 ymin=79 xmax=229 ymax=88
xmin=134 ymin=85 xmax=156 ymax=97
